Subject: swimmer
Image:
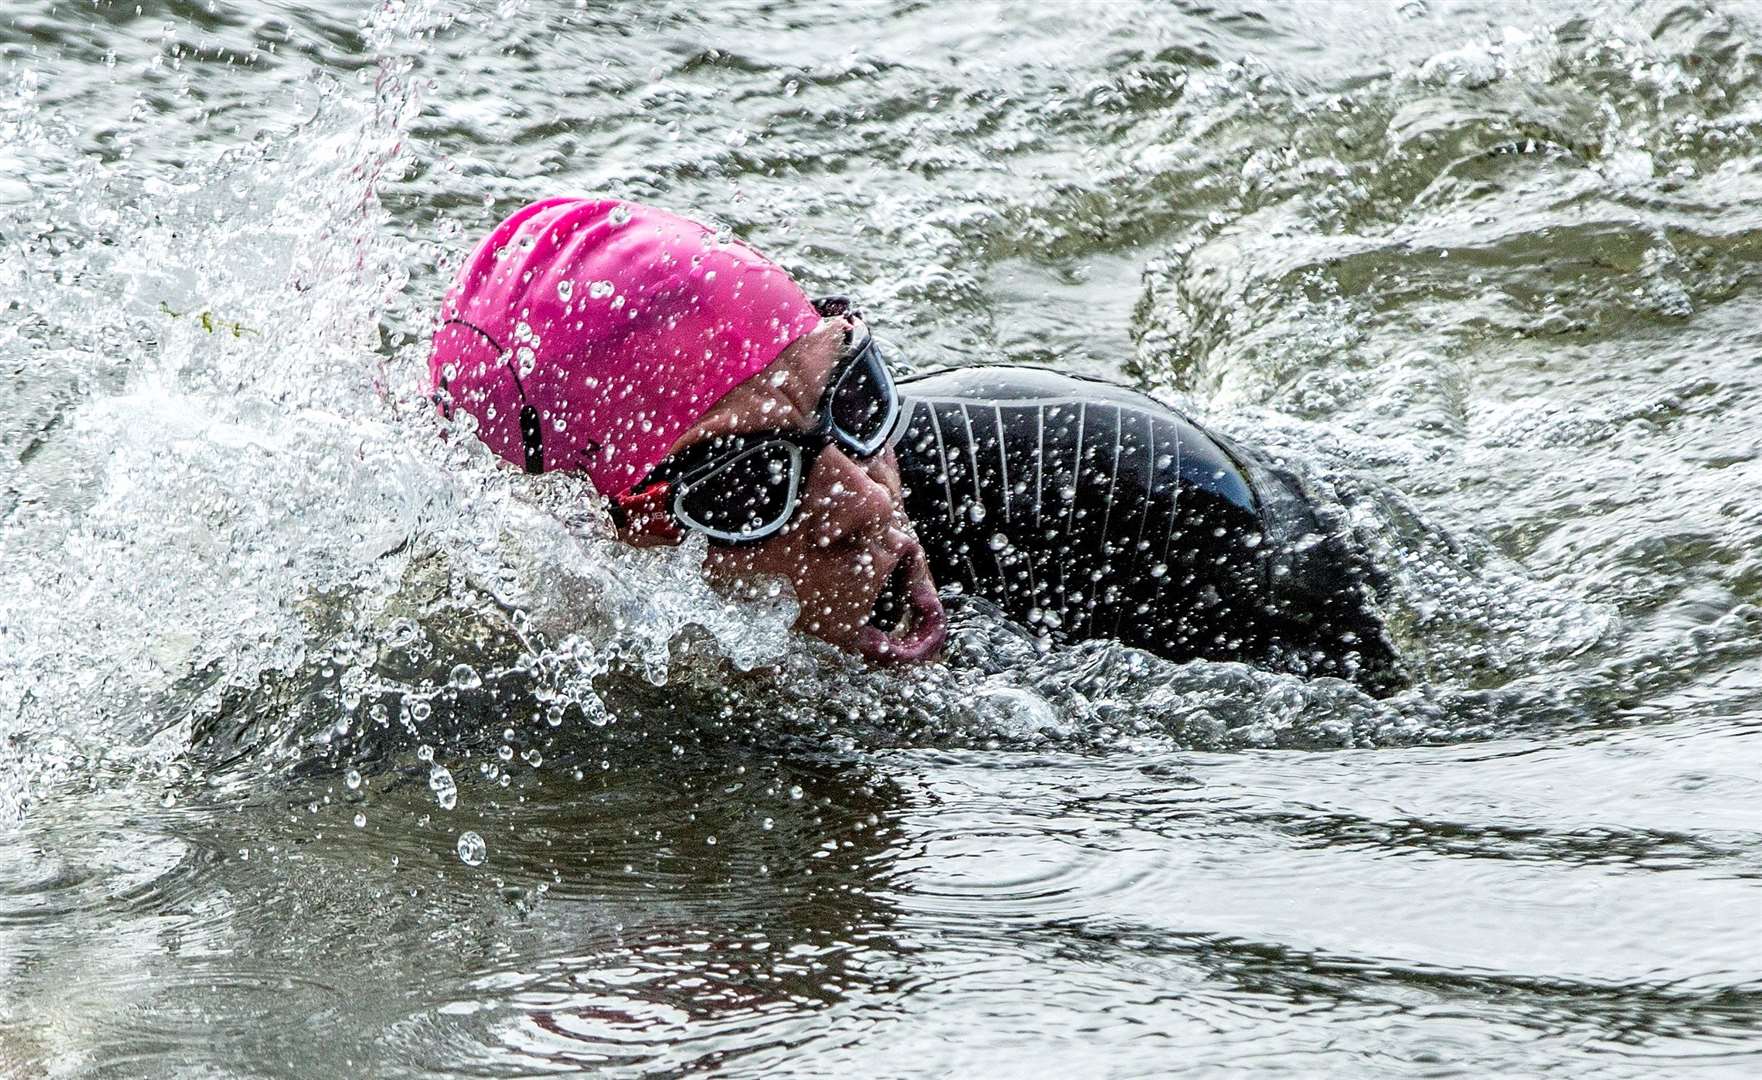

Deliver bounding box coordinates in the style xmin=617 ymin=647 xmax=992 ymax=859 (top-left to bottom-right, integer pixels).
xmin=430 ymin=198 xmax=1404 ymax=695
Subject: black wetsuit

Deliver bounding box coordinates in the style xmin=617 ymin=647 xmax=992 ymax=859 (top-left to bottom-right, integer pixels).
xmin=891 ymin=367 xmax=1403 ymax=695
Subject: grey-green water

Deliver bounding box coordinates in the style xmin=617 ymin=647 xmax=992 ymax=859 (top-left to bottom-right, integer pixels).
xmin=4 ymin=1 xmax=1762 ymax=1075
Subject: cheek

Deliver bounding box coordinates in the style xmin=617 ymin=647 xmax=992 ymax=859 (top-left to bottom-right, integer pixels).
xmin=704 ymin=538 xmax=864 ymax=605
xmin=704 ymin=536 xmax=805 ymax=584
xmin=867 ymin=448 xmax=905 ymax=501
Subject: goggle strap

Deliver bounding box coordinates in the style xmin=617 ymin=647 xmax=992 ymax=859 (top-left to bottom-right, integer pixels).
xmin=519 ymin=404 xmax=544 ymax=474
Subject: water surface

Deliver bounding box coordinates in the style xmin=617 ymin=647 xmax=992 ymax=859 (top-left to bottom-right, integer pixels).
xmin=4 ymin=0 xmax=1762 ymax=1075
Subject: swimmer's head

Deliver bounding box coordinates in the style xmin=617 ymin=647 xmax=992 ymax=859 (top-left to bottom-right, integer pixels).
xmin=430 ymin=197 xmax=821 ymax=496
xmin=431 ymin=198 xmax=946 ymax=662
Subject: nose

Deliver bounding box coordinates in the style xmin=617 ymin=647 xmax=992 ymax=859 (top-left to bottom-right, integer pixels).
xmin=796 ymin=445 xmax=897 ymax=549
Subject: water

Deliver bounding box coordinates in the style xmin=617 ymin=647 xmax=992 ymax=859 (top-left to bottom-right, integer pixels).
xmin=4 ymin=0 xmax=1762 ymax=1075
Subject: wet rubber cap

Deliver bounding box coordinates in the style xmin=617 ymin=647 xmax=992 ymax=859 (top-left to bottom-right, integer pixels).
xmin=428 ymin=197 xmax=821 ymax=496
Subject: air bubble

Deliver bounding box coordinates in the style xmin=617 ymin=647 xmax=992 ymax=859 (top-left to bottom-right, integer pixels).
xmin=429 ymin=765 xmax=458 ymax=810
xmin=448 ymin=663 xmax=482 ymax=690
xmin=456 ymin=831 xmax=487 ymax=866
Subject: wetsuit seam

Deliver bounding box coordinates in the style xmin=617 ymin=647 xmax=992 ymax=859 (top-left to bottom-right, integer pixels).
xmin=1032 ymin=405 xmax=1046 ymax=615
xmin=1157 ymin=413 xmax=1184 ymax=594
xmin=959 ymin=403 xmax=1008 ymax=591
xmin=926 ymin=403 xmax=982 ymax=589
xmin=1058 ymin=403 xmax=1085 ymax=629
xmin=993 ymin=404 xmax=1012 ymax=529
xmin=997 ymin=403 xmax=1040 ymax=610
xmin=1110 ymin=408 xmax=1156 ymax=641
xmin=1098 ymin=403 xmax=1124 ymax=629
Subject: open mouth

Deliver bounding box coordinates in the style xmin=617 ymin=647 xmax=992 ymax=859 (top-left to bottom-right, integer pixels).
xmin=854 ymin=544 xmax=948 ymax=664
xmin=867 ymin=559 xmax=913 ymax=634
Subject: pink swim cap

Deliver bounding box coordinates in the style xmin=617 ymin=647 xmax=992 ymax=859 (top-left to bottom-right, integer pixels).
xmin=429 ymin=197 xmax=822 ymax=496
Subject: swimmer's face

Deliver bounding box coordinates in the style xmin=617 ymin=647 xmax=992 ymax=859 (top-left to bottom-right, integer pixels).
xmin=620 ymin=317 xmax=948 ymax=663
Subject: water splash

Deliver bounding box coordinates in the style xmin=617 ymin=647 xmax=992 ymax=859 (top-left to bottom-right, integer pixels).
xmin=0 ymin=0 xmax=805 ymax=823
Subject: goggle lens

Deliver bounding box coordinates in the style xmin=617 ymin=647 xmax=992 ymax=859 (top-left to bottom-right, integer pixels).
xmin=827 ymin=332 xmax=898 ymax=455
xmin=673 ymin=441 xmax=803 ymax=542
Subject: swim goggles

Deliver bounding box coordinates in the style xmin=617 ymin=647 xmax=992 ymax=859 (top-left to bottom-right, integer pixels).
xmin=612 ymin=296 xmax=901 ymax=546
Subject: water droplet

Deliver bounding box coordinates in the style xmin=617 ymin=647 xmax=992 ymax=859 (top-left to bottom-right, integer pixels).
xmin=345 ymin=769 xmax=362 ymax=790
xmin=588 ymin=279 xmax=614 ymax=300
xmin=429 ymin=765 xmax=458 ymax=811
xmin=762 ymin=817 xmax=775 ymax=830
xmin=788 ymin=785 xmax=804 ymax=800
xmin=706 ymin=835 xmax=718 ymax=846
xmin=608 ymin=204 xmax=631 ymax=225
xmin=353 ymin=812 xmax=367 ymax=829
xmin=555 ymin=279 xmax=573 ymax=302
xmin=784 ymin=79 xmax=800 ymax=96
xmin=584 ymin=696 xmax=611 ymax=727
xmin=448 ymin=663 xmax=482 ymax=690
xmin=988 ymin=533 xmax=1009 ymax=551
xmin=456 ymin=831 xmax=487 ymax=866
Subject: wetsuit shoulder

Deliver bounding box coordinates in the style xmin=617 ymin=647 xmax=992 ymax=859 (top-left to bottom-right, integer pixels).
xmin=897 ymin=366 xmax=1257 ymax=512
xmin=892 ymin=365 xmax=1403 ymax=694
